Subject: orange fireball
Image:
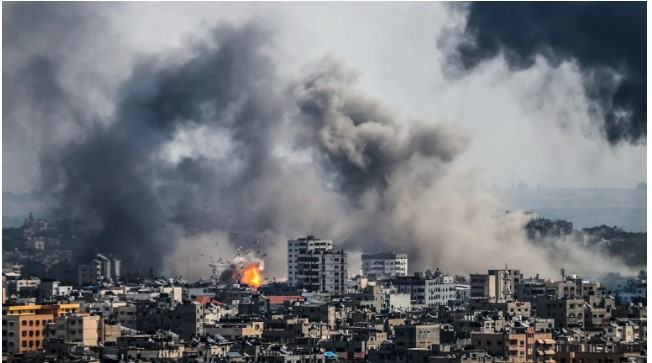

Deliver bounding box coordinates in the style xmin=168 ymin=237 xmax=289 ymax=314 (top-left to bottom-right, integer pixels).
xmin=240 ymin=265 xmax=262 ymax=288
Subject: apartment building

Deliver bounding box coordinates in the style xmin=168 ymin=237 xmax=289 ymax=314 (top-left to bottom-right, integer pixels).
xmin=1 ymin=303 xmax=79 ymax=354
xmin=536 ymin=296 xmax=585 ymax=329
xmin=389 ymin=275 xmax=465 ymax=307
xmin=78 ymin=254 xmax=121 ymax=285
xmin=45 ymin=314 xmax=101 ymax=346
xmin=287 ymin=236 xmax=333 ymax=287
xmin=471 ymin=268 xmax=522 ymax=303
xmin=361 ymin=252 xmax=408 ymax=280
xmin=296 ymin=250 xmax=348 ymax=294
xmin=472 ymin=326 xmax=553 ymax=362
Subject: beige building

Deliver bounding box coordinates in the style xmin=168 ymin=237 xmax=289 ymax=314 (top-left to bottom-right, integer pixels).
xmin=2 ymin=303 xmax=80 ymax=354
xmin=471 ymin=269 xmax=522 ymax=303
xmin=472 ymin=326 xmax=553 ymax=363
xmin=533 ymin=338 xmax=556 ymax=363
xmin=2 ymin=313 xmax=53 ymax=354
xmin=46 ymin=314 xmax=100 ymax=346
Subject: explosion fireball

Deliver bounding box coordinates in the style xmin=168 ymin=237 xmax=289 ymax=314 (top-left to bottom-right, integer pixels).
xmin=240 ymin=264 xmax=262 ymax=288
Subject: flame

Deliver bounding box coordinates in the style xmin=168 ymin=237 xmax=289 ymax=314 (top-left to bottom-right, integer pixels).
xmin=240 ymin=264 xmax=262 ymax=288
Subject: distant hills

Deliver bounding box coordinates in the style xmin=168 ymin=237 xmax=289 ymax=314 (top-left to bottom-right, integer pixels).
xmin=496 ymin=187 xmax=646 ymax=233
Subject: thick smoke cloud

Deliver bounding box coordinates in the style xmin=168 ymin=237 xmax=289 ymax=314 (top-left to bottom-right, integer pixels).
xmin=40 ymin=24 xmax=286 ymax=272
xmin=3 ymin=2 xmax=126 ymax=193
xmin=4 ymin=3 xmax=640 ymax=281
xmin=293 ymin=57 xmax=470 ymax=200
xmin=453 ymin=2 xmax=646 ymax=145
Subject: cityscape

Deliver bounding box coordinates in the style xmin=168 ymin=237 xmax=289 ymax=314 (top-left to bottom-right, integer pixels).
xmin=2 ymin=2 xmax=647 ymax=363
xmin=1 ymin=216 xmax=647 ymax=362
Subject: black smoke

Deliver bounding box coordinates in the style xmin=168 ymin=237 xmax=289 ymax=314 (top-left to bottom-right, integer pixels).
xmin=5 ymin=4 xmax=636 ymax=279
xmin=454 ymin=2 xmax=646 ymax=144
xmin=39 ymin=24 xmax=286 ymax=273
xmin=293 ymin=57 xmax=469 ymax=200
xmin=2 ymin=2 xmax=113 ymax=192
xmin=32 ymin=21 xmax=468 ymax=275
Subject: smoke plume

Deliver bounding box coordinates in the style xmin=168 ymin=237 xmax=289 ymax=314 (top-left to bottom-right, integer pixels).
xmin=3 ymin=3 xmax=640 ymax=281
xmin=3 ymin=2 xmax=123 ymax=194
xmin=293 ymin=57 xmax=470 ymax=200
xmin=452 ymin=2 xmax=646 ymax=145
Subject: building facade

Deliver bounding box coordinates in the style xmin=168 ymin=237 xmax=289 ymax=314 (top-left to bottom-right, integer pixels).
xmin=296 ymin=250 xmax=348 ymax=294
xmin=361 ymin=252 xmax=408 ymax=280
xmin=471 ymin=268 xmax=522 ymax=303
xmin=78 ymin=254 xmax=121 ymax=285
xmin=45 ymin=314 xmax=101 ymax=346
xmin=287 ymin=236 xmax=333 ymax=287
xmin=1 ymin=303 xmax=80 ymax=354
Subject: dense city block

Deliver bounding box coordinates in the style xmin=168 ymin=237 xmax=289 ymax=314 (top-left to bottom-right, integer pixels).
xmin=1 ymin=224 xmax=646 ymax=363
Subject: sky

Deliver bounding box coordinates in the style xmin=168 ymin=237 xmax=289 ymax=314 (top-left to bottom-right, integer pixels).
xmin=2 ymin=2 xmax=646 ymax=280
xmin=3 ymin=2 xmax=646 ymax=193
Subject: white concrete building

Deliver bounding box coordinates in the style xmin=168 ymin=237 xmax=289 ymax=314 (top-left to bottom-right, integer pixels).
xmin=425 ymin=282 xmax=459 ymax=306
xmin=287 ymin=236 xmax=333 ymax=287
xmin=390 ymin=275 xmax=466 ymax=307
xmin=361 ymin=252 xmax=408 ymax=280
xmin=384 ymin=293 xmax=411 ymax=311
xmin=46 ymin=314 xmax=101 ymax=346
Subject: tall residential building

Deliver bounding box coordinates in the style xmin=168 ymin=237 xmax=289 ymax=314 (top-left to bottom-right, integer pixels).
xmin=288 ymin=236 xmax=347 ymax=294
xmin=287 ymin=236 xmax=333 ymax=287
xmin=361 ymin=252 xmax=408 ymax=279
xmin=78 ymin=254 xmax=121 ymax=285
xmin=296 ymin=250 xmax=348 ymax=294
